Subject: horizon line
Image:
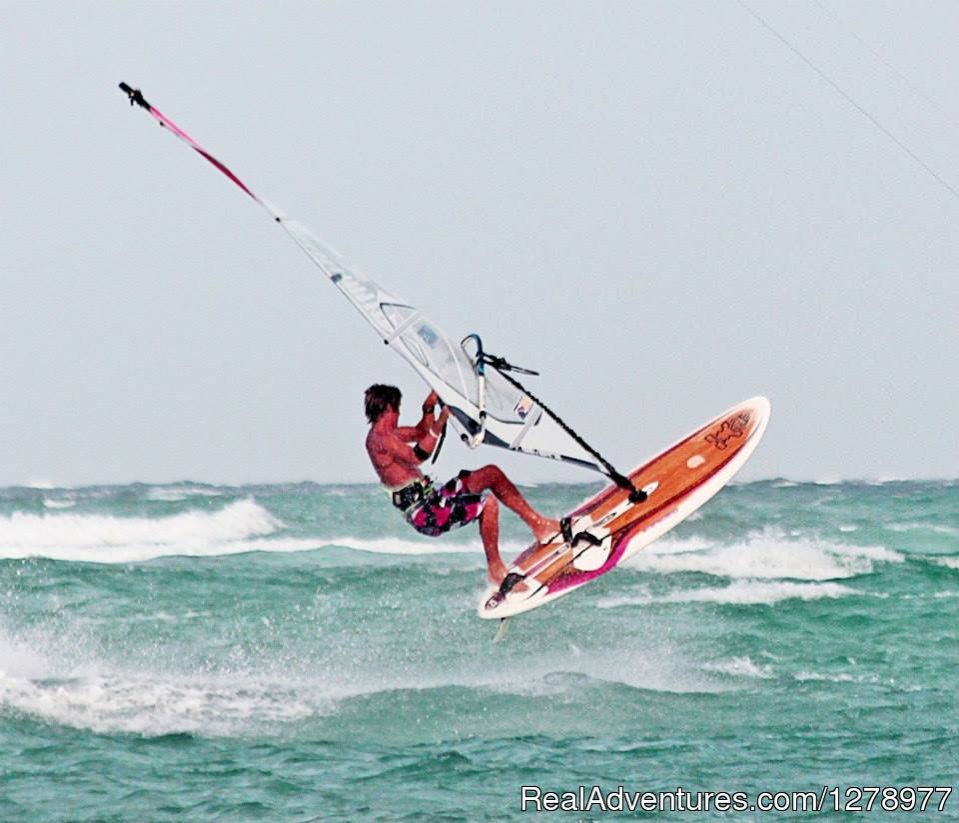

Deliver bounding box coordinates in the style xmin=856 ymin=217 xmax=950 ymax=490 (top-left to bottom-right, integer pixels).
xmin=9 ymin=474 xmax=957 ymax=492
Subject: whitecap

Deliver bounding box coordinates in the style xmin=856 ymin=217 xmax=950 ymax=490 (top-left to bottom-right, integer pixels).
xmin=872 ymin=475 xmax=908 ymax=484
xmin=623 ymin=530 xmax=901 ymax=581
xmin=703 ymin=656 xmax=773 ymax=679
xmin=888 ymin=522 xmax=959 ymax=536
xmin=794 ymin=670 xmax=880 ymax=684
xmin=597 ymin=580 xmax=856 ymax=608
xmin=324 ymin=536 xmax=487 ymax=556
xmin=0 ymin=668 xmax=331 ymax=737
xmin=0 ymin=499 xmax=283 ymax=563
xmin=146 ymin=487 xmax=225 ymax=502
xmin=42 ymin=499 xmax=76 ymax=510
xmin=830 ymin=543 xmax=904 ymax=563
xmin=0 ymin=621 xmax=335 ymax=736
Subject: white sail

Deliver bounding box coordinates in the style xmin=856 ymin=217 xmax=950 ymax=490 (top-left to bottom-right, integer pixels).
xmin=281 ymin=219 xmax=605 ymax=472
xmin=120 ymin=83 xmax=611 ymax=477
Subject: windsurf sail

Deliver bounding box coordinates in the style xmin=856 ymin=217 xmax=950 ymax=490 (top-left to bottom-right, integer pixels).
xmin=118 ymin=83 xmax=640 ymax=492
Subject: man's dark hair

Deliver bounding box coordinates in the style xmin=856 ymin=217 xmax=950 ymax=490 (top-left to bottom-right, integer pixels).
xmin=365 ymin=384 xmax=402 ymax=423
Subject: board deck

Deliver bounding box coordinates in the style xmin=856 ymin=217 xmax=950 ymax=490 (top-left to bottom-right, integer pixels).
xmin=478 ymin=396 xmax=771 ymax=619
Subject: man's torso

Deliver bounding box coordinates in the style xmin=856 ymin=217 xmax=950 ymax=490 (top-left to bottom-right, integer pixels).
xmin=365 ymin=427 xmax=423 ymax=489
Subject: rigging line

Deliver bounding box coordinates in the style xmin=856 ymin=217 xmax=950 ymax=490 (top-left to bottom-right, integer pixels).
xmin=736 ymin=0 xmax=959 ymax=204
xmin=811 ymin=0 xmax=941 ymax=112
xmin=489 ymin=364 xmax=645 ymax=502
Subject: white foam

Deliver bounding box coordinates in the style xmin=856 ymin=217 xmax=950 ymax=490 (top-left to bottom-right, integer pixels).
xmin=624 ymin=530 xmax=902 ymax=581
xmin=0 ymin=499 xmax=283 ymax=563
xmin=146 ymin=487 xmax=225 ymax=502
xmin=1 ymin=595 xmax=776 ymax=738
xmin=0 ymin=620 xmax=336 ymax=736
xmin=888 ymin=522 xmax=959 ymax=536
xmin=480 ymin=641 xmax=725 ymax=696
xmin=0 ymin=630 xmax=49 ymax=680
xmin=703 ymin=656 xmax=773 ymax=679
xmin=326 ymin=535 xmax=488 ymax=556
xmin=832 ymin=543 xmax=904 ymax=563
xmin=0 ymin=619 xmax=720 ymax=737
xmin=0 ymin=500 xmax=505 ymax=563
xmin=933 ymin=557 xmax=959 ymax=570
xmin=0 ymin=666 xmax=329 ymax=736
xmin=597 ymin=580 xmax=856 ymax=608
xmin=42 ymin=498 xmax=76 ymax=509
xmin=794 ymin=670 xmax=880 ymax=685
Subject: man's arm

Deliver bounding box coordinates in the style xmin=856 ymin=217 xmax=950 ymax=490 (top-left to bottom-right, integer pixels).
xmin=382 ymin=419 xmax=446 ymax=470
xmin=384 ymin=437 xmax=428 ymax=471
xmin=409 ymin=405 xmax=449 ymax=461
xmin=395 ymin=391 xmax=441 ymax=442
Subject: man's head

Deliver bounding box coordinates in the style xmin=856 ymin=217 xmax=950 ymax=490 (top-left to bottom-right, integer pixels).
xmin=364 ymin=384 xmax=402 ymax=424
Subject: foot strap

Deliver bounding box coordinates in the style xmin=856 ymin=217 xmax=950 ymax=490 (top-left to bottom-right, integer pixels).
xmin=573 ymin=530 xmax=603 ymax=547
xmin=499 ymin=571 xmax=526 ymax=596
xmin=560 ymin=516 xmax=602 ymax=548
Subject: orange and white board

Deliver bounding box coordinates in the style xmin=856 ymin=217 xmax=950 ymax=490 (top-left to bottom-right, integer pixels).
xmin=478 ymin=396 xmax=771 ymax=619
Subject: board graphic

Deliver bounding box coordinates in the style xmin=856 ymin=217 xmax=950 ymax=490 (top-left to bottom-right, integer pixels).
xmin=479 ymin=397 xmax=771 ymax=619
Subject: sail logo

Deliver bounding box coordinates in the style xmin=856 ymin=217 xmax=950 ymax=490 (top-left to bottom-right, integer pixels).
xmin=514 ymin=395 xmax=533 ymax=419
xmin=417 ymin=324 xmax=438 ymax=347
xmin=705 ymin=412 xmax=751 ymax=450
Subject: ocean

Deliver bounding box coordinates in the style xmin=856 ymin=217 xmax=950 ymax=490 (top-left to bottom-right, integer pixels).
xmin=0 ymin=479 xmax=956 ymax=820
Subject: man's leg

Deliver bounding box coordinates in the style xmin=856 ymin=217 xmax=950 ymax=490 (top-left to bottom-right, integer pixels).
xmin=478 ymin=497 xmax=507 ymax=583
xmin=478 ymin=498 xmax=529 ymax=591
xmin=463 ymin=465 xmax=560 ymax=543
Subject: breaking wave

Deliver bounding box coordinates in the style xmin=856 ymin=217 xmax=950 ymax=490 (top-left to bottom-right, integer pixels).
xmin=623 ymin=530 xmax=903 ymax=581
xmin=0 ymin=499 xmax=283 ymax=563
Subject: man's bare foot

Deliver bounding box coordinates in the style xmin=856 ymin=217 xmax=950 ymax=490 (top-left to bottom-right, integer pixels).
xmin=532 ymin=518 xmax=562 ymax=544
xmin=488 ymin=562 xmax=508 ymax=584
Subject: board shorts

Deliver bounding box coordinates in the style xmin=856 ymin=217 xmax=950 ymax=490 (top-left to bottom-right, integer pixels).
xmin=393 ymin=471 xmax=489 ymax=538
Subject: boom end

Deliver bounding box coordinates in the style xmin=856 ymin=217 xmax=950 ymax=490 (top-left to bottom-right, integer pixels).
xmin=118 ymin=82 xmax=150 ymax=110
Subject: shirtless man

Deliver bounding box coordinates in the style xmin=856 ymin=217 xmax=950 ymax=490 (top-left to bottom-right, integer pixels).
xmin=363 ymin=384 xmax=560 ymax=585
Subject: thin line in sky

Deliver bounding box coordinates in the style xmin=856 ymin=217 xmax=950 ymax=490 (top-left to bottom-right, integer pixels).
xmin=812 ymin=0 xmax=941 ymax=111
xmin=736 ymin=0 xmax=959 ymax=204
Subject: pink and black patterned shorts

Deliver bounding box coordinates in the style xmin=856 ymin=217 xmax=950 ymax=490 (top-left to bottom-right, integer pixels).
xmin=406 ymin=472 xmax=489 ymax=537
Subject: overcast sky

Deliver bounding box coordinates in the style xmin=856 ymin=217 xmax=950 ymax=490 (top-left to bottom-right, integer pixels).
xmin=2 ymin=1 xmax=957 ymax=486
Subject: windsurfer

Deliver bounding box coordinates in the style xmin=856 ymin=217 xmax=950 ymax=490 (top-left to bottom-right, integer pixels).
xmin=364 ymin=384 xmax=560 ymax=585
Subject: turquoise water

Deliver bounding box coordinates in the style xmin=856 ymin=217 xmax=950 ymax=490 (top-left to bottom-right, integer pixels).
xmin=0 ymin=479 xmax=956 ymax=820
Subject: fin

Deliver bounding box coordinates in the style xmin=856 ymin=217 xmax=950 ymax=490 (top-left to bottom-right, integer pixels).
xmin=493 ymin=617 xmax=511 ymax=642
